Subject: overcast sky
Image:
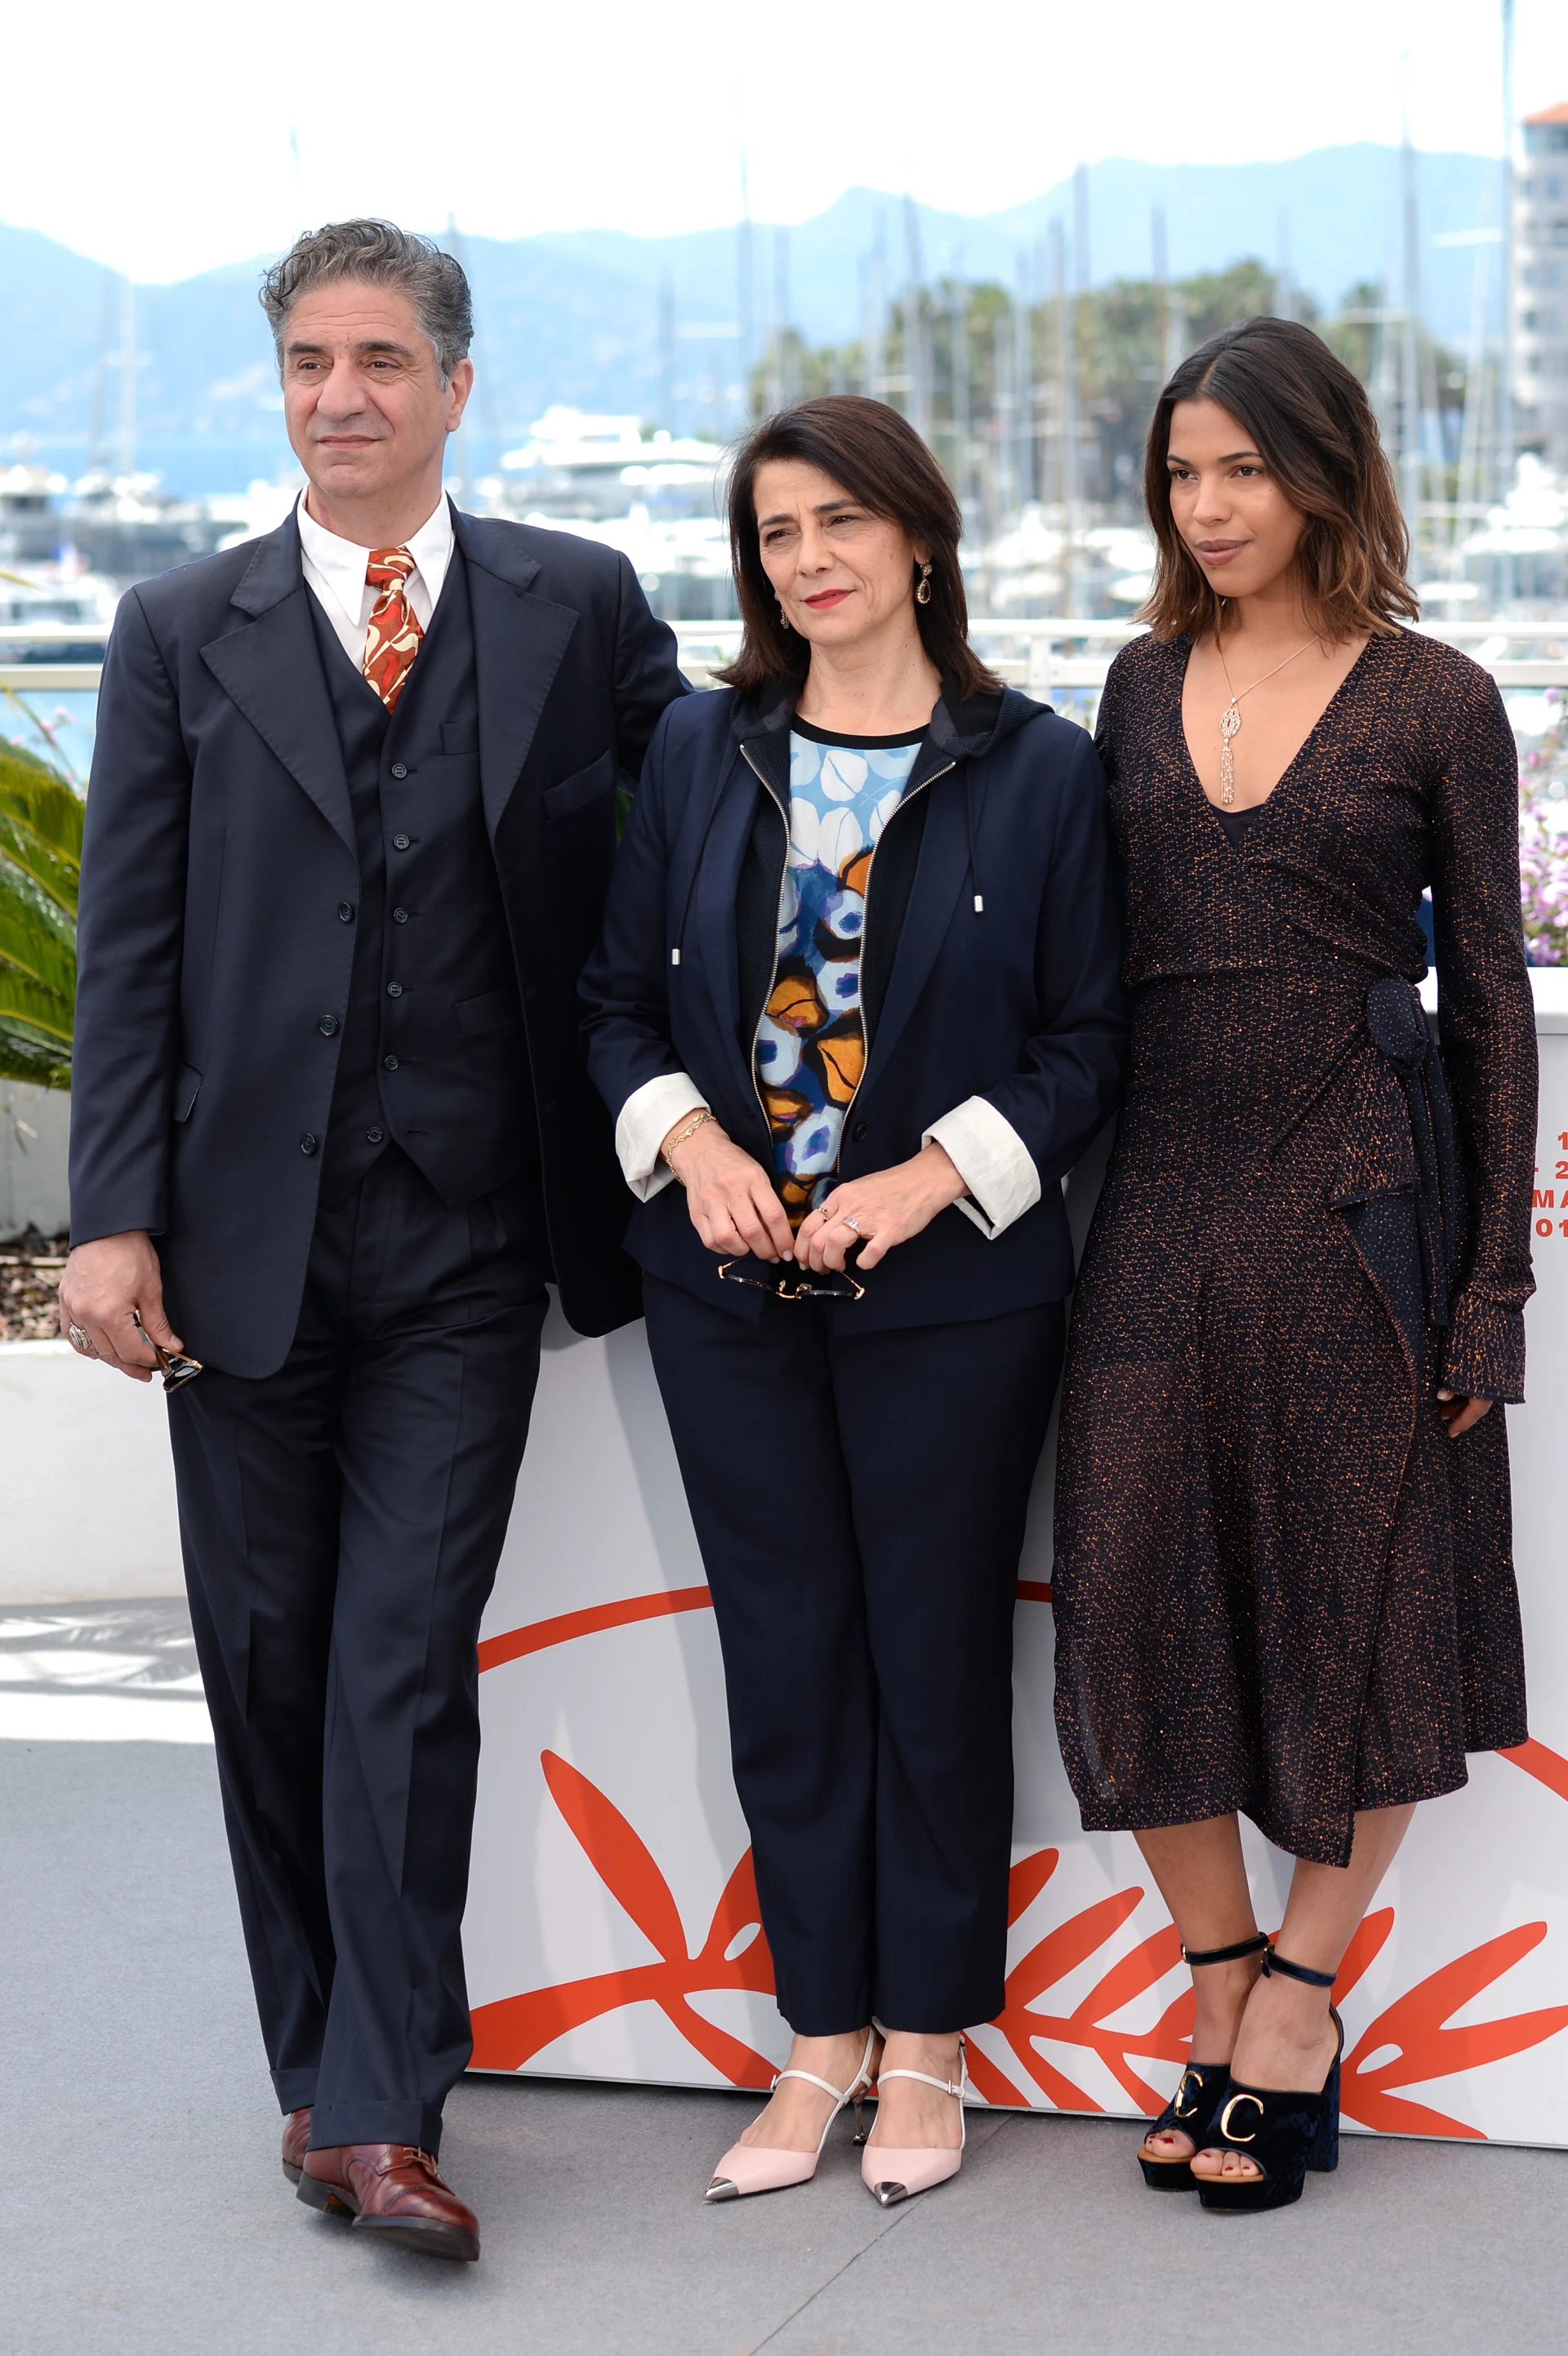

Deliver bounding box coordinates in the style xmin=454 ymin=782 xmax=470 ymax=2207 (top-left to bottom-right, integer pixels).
xmin=7 ymin=0 xmax=1568 ymax=282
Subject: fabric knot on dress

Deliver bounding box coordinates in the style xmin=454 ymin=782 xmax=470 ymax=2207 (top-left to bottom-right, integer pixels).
xmin=1364 ymin=973 xmax=1430 ymax=1072
xmin=1358 ymin=977 xmax=1463 ymax=1338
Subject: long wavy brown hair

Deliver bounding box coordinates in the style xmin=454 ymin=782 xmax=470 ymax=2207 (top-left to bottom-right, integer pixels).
xmin=1142 ymin=317 xmax=1419 ymax=644
xmin=716 ymin=395 xmax=1001 ymax=700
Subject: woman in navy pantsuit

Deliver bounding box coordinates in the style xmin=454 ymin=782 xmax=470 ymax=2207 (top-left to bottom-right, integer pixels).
xmin=581 ymin=397 xmax=1127 ymax=2208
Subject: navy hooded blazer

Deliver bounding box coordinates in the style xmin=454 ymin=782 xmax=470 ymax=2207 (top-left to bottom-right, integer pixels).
xmin=580 ymin=677 xmax=1129 ymax=1331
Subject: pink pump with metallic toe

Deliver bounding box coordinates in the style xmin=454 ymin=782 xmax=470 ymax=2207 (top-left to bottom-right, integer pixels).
xmin=862 ymin=2038 xmax=969 ymax=2207
xmin=706 ymin=2029 xmax=880 ymax=2202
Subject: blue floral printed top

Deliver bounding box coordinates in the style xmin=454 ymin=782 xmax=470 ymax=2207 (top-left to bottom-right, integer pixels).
xmin=754 ymin=722 xmax=923 ymax=1227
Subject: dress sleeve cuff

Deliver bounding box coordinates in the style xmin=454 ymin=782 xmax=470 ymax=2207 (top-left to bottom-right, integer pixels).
xmin=614 ymin=1072 xmax=710 ymax=1202
xmin=1440 ymin=1290 xmax=1526 ymax=1405
xmin=922 ymin=1098 xmax=1041 ymax=1240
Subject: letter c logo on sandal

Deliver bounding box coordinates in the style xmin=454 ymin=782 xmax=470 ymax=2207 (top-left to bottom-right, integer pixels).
xmin=1219 ymin=2092 xmax=1264 ymax=2143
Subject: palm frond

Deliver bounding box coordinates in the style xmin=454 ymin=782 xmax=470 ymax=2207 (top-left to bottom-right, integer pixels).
xmin=0 ymin=742 xmax=79 ymax=1089
xmin=0 ymin=969 xmax=73 ymax=1044
xmin=0 ymin=883 xmax=77 ymax=1002
xmin=0 ymin=742 xmax=82 ymax=915
xmin=0 ymin=1035 xmax=70 ymax=1088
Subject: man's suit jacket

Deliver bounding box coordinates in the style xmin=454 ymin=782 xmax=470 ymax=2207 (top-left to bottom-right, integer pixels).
xmin=70 ymin=504 xmax=688 ymax=1375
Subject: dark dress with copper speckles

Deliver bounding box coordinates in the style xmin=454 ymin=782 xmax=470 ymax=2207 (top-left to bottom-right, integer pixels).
xmin=1052 ymin=627 xmax=1536 ymax=1867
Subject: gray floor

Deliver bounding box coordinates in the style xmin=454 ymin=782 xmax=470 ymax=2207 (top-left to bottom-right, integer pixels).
xmin=3 ymin=1608 xmax=1566 ymax=2356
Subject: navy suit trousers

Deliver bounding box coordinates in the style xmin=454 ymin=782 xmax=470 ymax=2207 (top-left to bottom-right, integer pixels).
xmin=642 ymin=1273 xmax=1065 ymax=2035
xmin=167 ymin=1146 xmax=546 ymax=2153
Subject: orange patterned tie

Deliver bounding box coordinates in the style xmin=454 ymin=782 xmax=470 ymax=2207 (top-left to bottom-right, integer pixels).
xmin=362 ymin=546 xmax=424 ymax=710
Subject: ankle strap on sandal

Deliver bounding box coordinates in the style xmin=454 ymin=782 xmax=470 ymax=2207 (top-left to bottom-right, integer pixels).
xmin=1180 ymin=1932 xmax=1270 ymax=1967
xmin=1261 ymin=1949 xmax=1337 ymax=1988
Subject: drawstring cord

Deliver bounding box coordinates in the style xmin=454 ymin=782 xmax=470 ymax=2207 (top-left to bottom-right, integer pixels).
xmin=964 ymin=764 xmax=984 ymax=915
xmin=670 ymin=759 xmax=737 ymax=968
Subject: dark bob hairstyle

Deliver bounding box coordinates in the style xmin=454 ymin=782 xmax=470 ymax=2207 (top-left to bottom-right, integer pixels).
xmin=716 ymin=394 xmax=1001 ymax=699
xmin=1143 ymin=316 xmax=1419 ymax=644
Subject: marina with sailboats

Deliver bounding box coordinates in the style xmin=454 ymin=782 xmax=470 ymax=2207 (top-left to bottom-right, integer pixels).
xmin=3 ymin=96 xmax=1566 ymax=809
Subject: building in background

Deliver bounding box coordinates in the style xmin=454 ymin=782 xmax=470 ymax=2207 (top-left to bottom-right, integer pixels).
xmin=1517 ymin=102 xmax=1568 ymax=471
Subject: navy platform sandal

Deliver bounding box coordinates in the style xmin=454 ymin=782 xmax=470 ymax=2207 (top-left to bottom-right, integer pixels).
xmin=1138 ymin=1932 xmax=1270 ymax=2190
xmin=1196 ymin=1949 xmax=1343 ymax=2214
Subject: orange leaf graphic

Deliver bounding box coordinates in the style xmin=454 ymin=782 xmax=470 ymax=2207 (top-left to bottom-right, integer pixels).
xmin=1006 ymin=1847 xmax=1059 ymax=1926
xmin=980 ymin=1857 xmax=1165 ymax=2112
xmin=1499 ymin=1737 xmax=1568 ymax=1804
xmin=470 ymin=1753 xmax=777 ymax=2086
xmin=970 ymin=1863 xmax=1568 ymax=2135
xmin=1339 ymin=1919 xmax=1568 ymax=2137
xmin=470 ymin=1784 xmax=1568 ymax=2138
xmin=541 ymin=1751 xmax=687 ymax=1962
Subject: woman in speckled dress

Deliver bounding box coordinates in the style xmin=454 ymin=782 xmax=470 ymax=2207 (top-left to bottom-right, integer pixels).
xmin=1051 ymin=318 xmax=1537 ymax=2213
xmin=582 ymin=396 xmax=1127 ymax=2210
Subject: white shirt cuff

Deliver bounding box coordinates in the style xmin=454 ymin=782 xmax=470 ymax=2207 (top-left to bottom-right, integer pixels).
xmin=923 ymin=1098 xmax=1041 ymax=1239
xmin=616 ymin=1072 xmax=710 ymax=1201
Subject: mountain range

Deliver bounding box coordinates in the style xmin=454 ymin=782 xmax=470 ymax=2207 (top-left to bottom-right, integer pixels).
xmin=2 ymin=145 xmax=1503 ymax=495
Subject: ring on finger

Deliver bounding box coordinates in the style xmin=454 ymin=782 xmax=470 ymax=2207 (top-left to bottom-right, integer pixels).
xmin=67 ymin=1324 xmax=97 ymax=1358
xmin=838 ymin=1213 xmax=862 ymax=1233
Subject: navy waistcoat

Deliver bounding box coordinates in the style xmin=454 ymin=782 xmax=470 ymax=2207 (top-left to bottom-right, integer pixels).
xmin=308 ymin=549 xmax=537 ymax=1214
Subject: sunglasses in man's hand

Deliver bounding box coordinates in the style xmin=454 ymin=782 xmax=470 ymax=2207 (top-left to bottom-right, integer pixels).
xmin=132 ymin=1311 xmax=204 ymax=1392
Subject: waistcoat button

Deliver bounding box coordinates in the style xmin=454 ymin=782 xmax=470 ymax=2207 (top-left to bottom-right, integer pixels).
xmin=390 ymin=762 xmax=408 ymax=780
xmin=393 ymin=907 xmax=408 ymax=924
xmin=300 ymin=1134 xmax=318 ymax=1155
xmin=392 ymin=834 xmax=411 ymax=851
xmin=386 ymin=982 xmax=403 ymax=998
xmin=337 ymin=902 xmax=354 ymax=922
xmin=383 ymin=1054 xmax=400 ymax=1071
xmin=367 ymin=1128 xmax=385 ymax=1144
xmin=318 ymin=1015 xmax=340 ymax=1036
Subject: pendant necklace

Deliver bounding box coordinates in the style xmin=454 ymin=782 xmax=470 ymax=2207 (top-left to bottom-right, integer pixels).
xmin=1215 ymin=633 xmax=1320 ymax=805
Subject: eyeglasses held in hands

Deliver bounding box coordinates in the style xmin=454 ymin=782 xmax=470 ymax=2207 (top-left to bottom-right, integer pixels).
xmin=132 ymin=1311 xmax=204 ymax=1392
xmin=718 ymin=1255 xmax=866 ymax=1304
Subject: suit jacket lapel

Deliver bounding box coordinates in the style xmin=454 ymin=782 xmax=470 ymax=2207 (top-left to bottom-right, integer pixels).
xmin=200 ymin=515 xmax=355 ymax=858
xmin=456 ymin=506 xmax=580 ymax=839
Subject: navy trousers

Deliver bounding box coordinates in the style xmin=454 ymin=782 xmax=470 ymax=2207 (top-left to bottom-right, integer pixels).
xmin=167 ymin=1147 xmax=547 ymax=2154
xmin=642 ymin=1274 xmax=1065 ymax=2035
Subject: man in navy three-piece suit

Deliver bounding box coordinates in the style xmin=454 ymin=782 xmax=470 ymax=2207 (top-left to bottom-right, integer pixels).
xmin=61 ymin=220 xmax=687 ymax=2260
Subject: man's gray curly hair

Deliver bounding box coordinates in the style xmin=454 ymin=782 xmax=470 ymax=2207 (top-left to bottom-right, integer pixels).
xmin=260 ymin=220 xmax=473 ymax=385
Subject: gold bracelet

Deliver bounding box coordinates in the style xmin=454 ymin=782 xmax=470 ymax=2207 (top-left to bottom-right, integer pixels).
xmin=662 ymin=1107 xmax=715 ymax=1161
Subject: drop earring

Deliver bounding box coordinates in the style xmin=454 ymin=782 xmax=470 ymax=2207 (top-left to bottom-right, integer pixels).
xmin=915 ymin=562 xmax=933 ymax=606
xmin=777 ymin=601 xmax=792 ymax=630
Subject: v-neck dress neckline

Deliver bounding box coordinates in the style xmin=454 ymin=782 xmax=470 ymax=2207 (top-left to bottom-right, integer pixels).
xmin=1174 ymin=630 xmax=1377 ymax=842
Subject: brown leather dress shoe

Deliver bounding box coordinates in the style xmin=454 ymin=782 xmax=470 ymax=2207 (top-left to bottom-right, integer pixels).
xmin=281 ymin=2109 xmax=312 ymax=2185
xmin=298 ymin=2144 xmax=479 ymax=2261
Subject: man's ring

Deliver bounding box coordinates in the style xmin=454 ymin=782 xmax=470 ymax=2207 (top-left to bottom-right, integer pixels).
xmin=839 ymin=1214 xmax=861 ymax=1233
xmin=68 ymin=1325 xmax=97 ymax=1357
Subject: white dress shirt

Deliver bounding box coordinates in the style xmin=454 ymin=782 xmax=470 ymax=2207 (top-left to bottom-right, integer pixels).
xmin=296 ymin=491 xmax=454 ymax=670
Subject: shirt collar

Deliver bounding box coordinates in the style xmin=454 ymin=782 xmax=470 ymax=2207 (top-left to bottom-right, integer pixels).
xmin=295 ymin=489 xmax=454 ymax=608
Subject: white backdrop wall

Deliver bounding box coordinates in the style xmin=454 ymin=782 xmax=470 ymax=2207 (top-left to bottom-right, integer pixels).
xmin=465 ymin=978 xmax=1568 ymax=2147
xmin=5 ymin=995 xmax=1563 ymax=2137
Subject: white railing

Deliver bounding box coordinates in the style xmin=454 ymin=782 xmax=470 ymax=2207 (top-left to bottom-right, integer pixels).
xmin=0 ymin=621 xmax=116 ymax=692
xmin=665 ymin=621 xmax=1568 ymax=693
xmin=3 ymin=618 xmax=1567 ymax=699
